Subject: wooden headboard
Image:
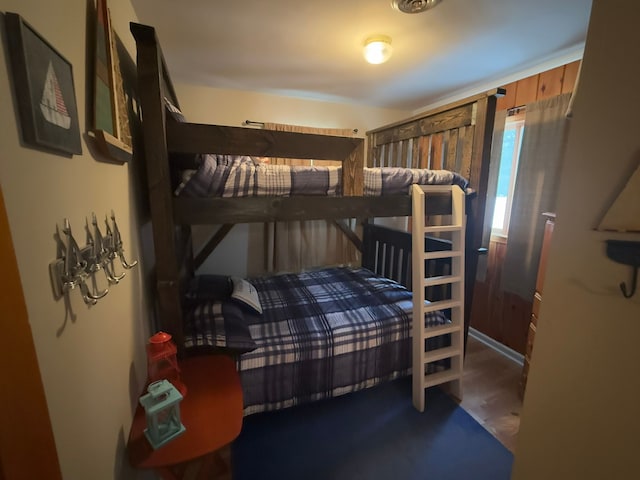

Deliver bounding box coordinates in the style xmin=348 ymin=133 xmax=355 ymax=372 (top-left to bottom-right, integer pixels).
xmin=367 ymin=92 xmax=501 ymax=342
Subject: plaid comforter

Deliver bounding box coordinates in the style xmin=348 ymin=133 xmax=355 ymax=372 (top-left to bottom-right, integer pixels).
xmin=237 ymin=267 xmax=449 ymax=415
xmin=176 ymin=154 xmax=468 ymax=198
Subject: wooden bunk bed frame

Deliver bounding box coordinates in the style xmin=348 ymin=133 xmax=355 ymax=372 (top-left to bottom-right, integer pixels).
xmin=130 ymin=22 xmax=500 ymax=353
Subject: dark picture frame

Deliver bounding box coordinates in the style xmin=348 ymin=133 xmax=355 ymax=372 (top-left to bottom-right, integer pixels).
xmin=4 ymin=12 xmax=82 ymax=155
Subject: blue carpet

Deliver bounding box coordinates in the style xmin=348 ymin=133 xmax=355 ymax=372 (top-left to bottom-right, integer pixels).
xmin=231 ymin=378 xmax=513 ymax=480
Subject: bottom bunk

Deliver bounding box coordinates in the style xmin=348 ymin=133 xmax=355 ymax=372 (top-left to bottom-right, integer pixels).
xmin=184 ymin=265 xmax=451 ymax=415
xmin=180 ymin=185 xmax=465 ymax=415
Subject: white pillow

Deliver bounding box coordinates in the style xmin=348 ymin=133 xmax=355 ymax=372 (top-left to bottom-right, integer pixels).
xmin=230 ymin=277 xmax=263 ymax=314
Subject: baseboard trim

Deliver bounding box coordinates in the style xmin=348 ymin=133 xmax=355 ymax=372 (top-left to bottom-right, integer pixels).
xmin=468 ymin=328 xmax=524 ymax=366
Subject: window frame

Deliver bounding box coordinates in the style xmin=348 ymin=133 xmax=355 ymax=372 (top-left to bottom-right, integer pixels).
xmin=491 ymin=111 xmax=526 ymax=237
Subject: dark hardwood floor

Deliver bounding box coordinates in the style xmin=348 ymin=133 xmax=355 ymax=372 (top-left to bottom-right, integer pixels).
xmin=458 ymin=335 xmax=523 ymax=453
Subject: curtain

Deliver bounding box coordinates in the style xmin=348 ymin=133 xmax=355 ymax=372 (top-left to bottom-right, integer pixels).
xmin=501 ymin=93 xmax=573 ymax=299
xmin=476 ymin=109 xmax=508 ymax=281
xmin=258 ymin=122 xmax=359 ymax=273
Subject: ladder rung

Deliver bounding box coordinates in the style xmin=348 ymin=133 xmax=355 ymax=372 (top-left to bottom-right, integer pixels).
xmin=423 ymin=225 xmax=463 ymax=233
xmin=423 ymin=345 xmax=463 ymax=363
xmin=422 ymin=299 xmax=462 ymax=312
xmin=421 ymin=322 xmax=462 ymax=338
xmin=421 ymin=369 xmax=463 ymax=388
xmin=415 ymin=185 xmax=457 ymax=194
xmin=422 ymin=275 xmax=462 ymax=287
xmin=423 ymin=250 xmax=462 ymax=260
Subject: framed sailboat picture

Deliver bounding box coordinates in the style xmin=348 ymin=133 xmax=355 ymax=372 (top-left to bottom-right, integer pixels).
xmin=4 ymin=13 xmax=82 ymax=155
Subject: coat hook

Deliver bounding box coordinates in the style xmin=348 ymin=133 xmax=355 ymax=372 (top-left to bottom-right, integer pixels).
xmin=61 ymin=219 xmax=104 ymax=305
xmin=104 ymin=215 xmax=126 ymax=283
xmin=110 ymin=210 xmax=138 ymax=269
xmin=620 ymin=266 xmax=638 ymax=298
xmin=605 ymin=240 xmax=640 ymax=299
xmin=84 ymin=216 xmax=109 ymax=299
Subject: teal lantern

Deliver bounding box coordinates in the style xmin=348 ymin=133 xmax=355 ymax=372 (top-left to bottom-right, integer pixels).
xmin=139 ymin=379 xmax=186 ymax=449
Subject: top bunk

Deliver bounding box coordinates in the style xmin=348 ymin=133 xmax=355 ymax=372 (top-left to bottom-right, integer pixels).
xmin=130 ymin=22 xmax=501 ymax=226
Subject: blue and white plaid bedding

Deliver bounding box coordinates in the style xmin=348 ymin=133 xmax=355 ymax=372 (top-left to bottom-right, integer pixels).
xmin=230 ymin=266 xmax=449 ymax=415
xmin=176 ymin=154 xmax=468 ymax=198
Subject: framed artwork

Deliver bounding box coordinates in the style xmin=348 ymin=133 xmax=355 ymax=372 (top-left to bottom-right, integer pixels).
xmin=89 ymin=0 xmax=133 ymax=163
xmin=4 ymin=13 xmax=82 ymax=155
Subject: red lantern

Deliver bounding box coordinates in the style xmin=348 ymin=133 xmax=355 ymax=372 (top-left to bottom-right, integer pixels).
xmin=146 ymin=331 xmax=187 ymax=397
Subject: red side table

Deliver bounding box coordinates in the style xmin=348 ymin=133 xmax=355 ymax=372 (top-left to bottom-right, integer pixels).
xmin=128 ymin=355 xmax=243 ymax=479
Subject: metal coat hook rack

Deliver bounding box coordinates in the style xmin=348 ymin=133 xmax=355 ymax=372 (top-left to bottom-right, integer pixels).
xmin=50 ymin=211 xmax=138 ymax=305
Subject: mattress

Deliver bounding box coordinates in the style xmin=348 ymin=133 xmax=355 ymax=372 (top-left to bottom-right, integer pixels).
xmin=176 ymin=154 xmax=468 ymax=198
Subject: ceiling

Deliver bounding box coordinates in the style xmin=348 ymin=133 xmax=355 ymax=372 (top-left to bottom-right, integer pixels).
xmin=130 ymin=0 xmax=593 ymax=112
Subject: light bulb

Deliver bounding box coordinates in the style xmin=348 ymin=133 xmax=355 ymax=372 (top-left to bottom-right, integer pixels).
xmin=363 ymin=36 xmax=392 ymax=64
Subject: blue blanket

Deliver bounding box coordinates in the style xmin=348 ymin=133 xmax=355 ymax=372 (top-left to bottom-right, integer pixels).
xmin=238 ymin=267 xmax=448 ymax=415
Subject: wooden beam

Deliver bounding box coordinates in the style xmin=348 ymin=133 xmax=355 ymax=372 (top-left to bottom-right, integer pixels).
xmin=333 ymin=219 xmax=362 ymax=252
xmin=464 ymin=93 xmax=499 ymax=351
xmin=367 ymin=88 xmax=504 ymax=135
xmin=343 ymin=143 xmax=364 ymax=196
xmin=372 ymin=104 xmax=474 ymax=145
xmin=167 ymin=122 xmax=363 ymax=161
xmin=194 ymin=224 xmax=235 ymax=269
xmin=172 ymin=196 xmax=457 ymax=224
xmin=131 ymin=22 xmax=185 ymax=347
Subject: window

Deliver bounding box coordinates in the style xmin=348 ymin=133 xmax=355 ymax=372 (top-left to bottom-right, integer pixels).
xmin=492 ymin=113 xmax=525 ymax=235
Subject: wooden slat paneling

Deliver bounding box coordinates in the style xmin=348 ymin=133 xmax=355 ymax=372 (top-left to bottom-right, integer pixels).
xmin=496 ymin=81 xmax=517 ymax=111
xmin=496 ymin=61 xmax=581 ymax=111
xmin=562 ymin=60 xmax=581 ymax=94
xmin=514 ymin=75 xmax=539 ymax=107
xmin=392 ymin=141 xmax=402 ymax=167
xmin=459 ymin=125 xmax=475 ymax=181
xmin=410 ymin=137 xmax=419 ymax=169
xmin=377 ymin=144 xmax=386 ymax=167
xmin=537 ymin=66 xmax=564 ymax=100
xmin=445 ymin=128 xmax=459 ymax=172
xmin=418 ymin=135 xmax=430 ymax=168
xmin=469 ymin=236 xmax=533 ymax=355
xmin=400 ymin=140 xmax=409 ymax=168
xmin=443 ymin=130 xmax=458 ymax=172
xmin=430 ymin=132 xmax=444 ymax=170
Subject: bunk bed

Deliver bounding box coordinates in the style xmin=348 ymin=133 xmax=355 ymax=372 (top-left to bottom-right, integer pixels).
xmin=130 ymin=22 xmax=499 ymax=413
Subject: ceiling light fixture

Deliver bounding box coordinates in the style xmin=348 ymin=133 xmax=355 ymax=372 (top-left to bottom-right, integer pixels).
xmin=391 ymin=0 xmax=442 ymax=14
xmin=363 ymin=35 xmax=393 ymax=65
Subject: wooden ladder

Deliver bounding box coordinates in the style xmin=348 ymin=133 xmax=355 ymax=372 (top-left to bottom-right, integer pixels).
xmin=411 ymin=184 xmax=465 ymax=412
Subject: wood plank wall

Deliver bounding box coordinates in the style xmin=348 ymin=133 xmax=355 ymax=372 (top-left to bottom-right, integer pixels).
xmin=469 ymin=60 xmax=580 ymax=354
xmin=496 ymin=61 xmax=580 ymax=112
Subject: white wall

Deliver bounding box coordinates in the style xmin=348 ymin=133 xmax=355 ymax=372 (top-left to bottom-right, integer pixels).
xmin=174 ymin=83 xmax=411 ymax=276
xmin=512 ymin=0 xmax=640 ymax=478
xmin=175 ymin=83 xmax=410 ymax=132
xmin=0 ymin=1 xmax=151 ymax=478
